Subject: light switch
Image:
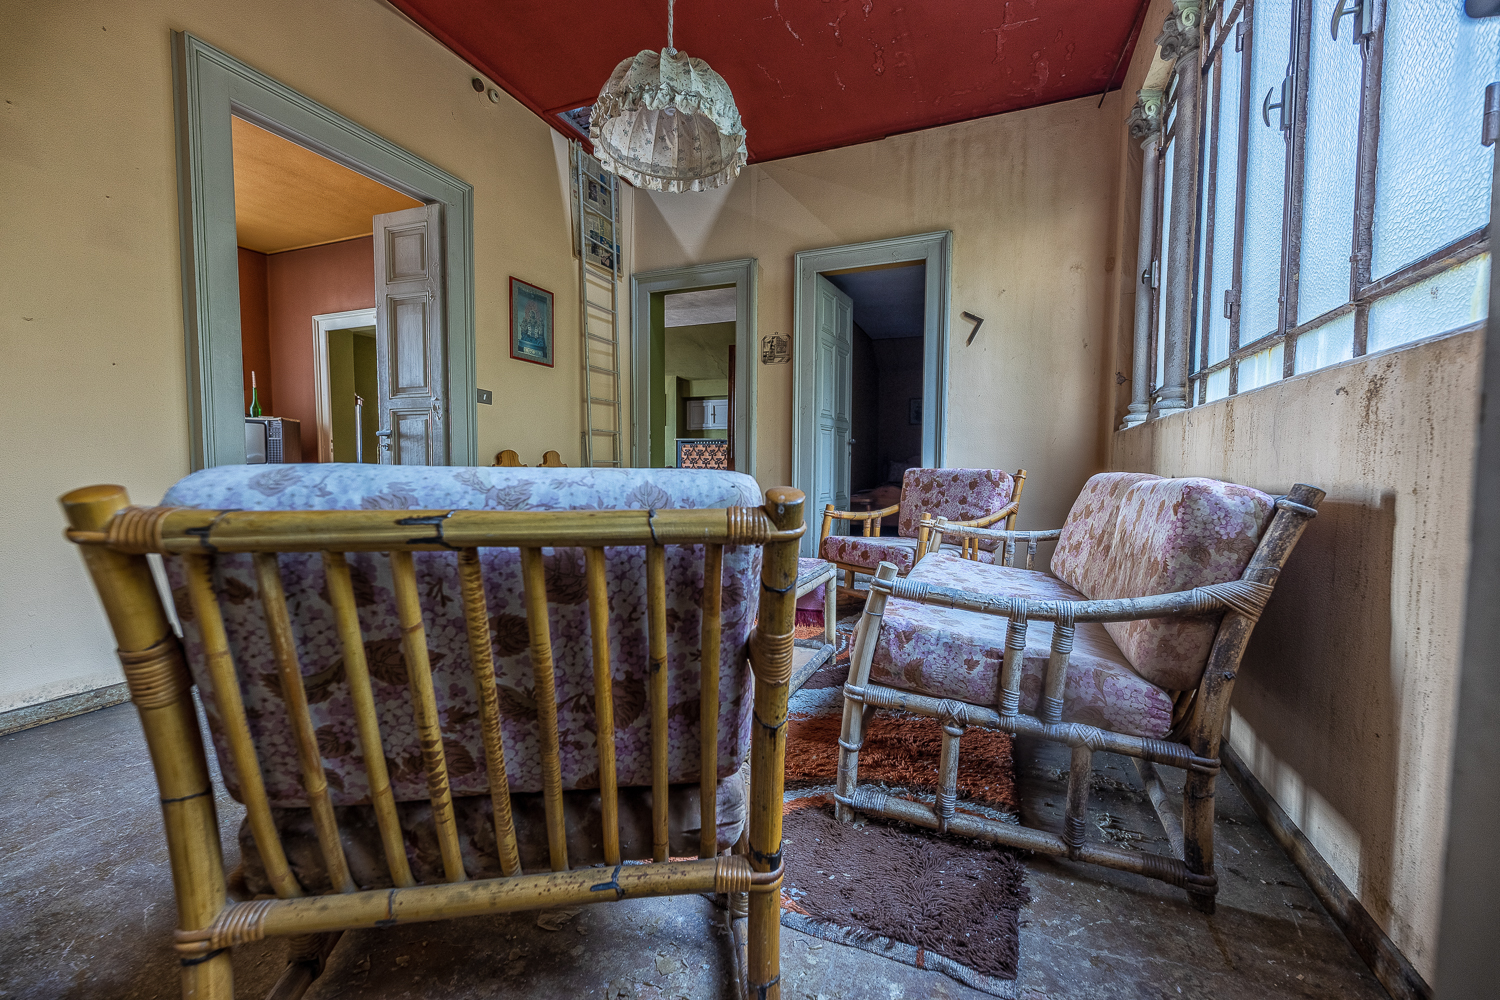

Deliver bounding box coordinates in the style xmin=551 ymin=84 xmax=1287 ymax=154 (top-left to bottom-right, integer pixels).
xmin=477 ymin=389 xmax=493 ymax=405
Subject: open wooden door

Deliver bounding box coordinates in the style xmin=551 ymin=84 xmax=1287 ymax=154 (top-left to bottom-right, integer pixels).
xmin=373 ymin=204 xmax=446 ymax=465
xmin=813 ymin=274 xmax=853 ymax=519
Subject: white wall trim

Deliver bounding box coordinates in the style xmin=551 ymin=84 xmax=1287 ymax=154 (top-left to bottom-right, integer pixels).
xmin=310 ymin=308 xmax=377 ymax=462
xmin=792 ymin=232 xmax=953 ymax=554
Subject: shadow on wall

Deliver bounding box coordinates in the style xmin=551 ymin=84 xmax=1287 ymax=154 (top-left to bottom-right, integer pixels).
xmin=1235 ymin=492 xmax=1398 ymax=930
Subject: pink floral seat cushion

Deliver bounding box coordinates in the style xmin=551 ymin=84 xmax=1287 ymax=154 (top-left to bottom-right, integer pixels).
xmin=161 ymin=464 xmax=764 ymax=810
xmin=869 ymin=554 xmax=1174 ymax=739
xmin=1052 ymin=474 xmax=1276 ymax=691
xmin=821 ymin=534 xmax=923 ymax=574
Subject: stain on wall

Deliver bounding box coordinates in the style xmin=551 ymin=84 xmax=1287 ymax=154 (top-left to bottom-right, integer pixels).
xmin=1112 ymin=329 xmax=1482 ymax=979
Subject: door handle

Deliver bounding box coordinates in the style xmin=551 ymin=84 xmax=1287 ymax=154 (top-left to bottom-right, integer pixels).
xmin=1330 ymin=0 xmax=1369 ymax=42
xmin=1262 ymin=76 xmax=1291 ymax=131
xmin=375 ymin=428 xmax=392 ymax=451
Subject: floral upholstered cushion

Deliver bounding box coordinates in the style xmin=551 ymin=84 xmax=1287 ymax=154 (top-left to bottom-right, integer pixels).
xmin=896 ymin=468 xmax=1015 ymax=540
xmin=1053 ymin=474 xmax=1275 ymax=691
xmin=820 ymin=534 xmax=922 ymax=574
xmin=795 ymin=557 xmax=834 ymax=610
xmin=160 ymin=464 xmax=765 ymax=809
xmin=868 ymin=554 xmax=1173 ymax=739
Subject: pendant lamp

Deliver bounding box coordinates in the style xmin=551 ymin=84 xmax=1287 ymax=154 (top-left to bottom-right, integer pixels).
xmin=590 ymin=0 xmax=747 ymax=192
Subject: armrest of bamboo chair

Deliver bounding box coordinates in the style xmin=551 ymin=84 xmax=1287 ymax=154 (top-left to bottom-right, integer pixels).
xmin=931 ymin=500 xmax=1021 ymax=561
xmin=818 ymin=502 xmax=901 ymax=551
xmin=920 ymin=518 xmax=1062 ymax=570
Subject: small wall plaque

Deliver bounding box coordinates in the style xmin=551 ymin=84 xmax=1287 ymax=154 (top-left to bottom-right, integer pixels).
xmin=761 ymin=333 xmax=790 ymax=365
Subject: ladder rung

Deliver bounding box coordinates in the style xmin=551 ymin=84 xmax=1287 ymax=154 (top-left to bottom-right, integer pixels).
xmin=590 ymin=396 xmax=616 ymax=404
xmin=590 ymin=429 xmax=619 ymax=436
xmin=586 ymin=333 xmax=616 ymax=345
xmin=589 ymin=365 xmax=618 ymax=376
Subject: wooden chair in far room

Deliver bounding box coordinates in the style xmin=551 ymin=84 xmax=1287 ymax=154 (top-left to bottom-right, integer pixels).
xmin=59 ymin=466 xmax=804 ymax=1000
xmin=819 ymin=467 xmax=1026 ymax=587
xmin=494 ymin=449 xmax=524 ymax=466
xmin=540 ymin=450 xmax=567 ymax=467
xmin=834 ymin=473 xmax=1322 ymax=913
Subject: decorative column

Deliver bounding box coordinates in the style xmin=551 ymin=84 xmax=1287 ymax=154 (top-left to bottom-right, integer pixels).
xmin=1121 ymin=88 xmax=1164 ymax=429
xmin=1154 ymin=0 xmax=1202 ymax=416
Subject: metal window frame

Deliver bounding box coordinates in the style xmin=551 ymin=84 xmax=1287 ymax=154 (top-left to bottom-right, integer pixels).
xmin=1183 ymin=0 xmax=1490 ymax=399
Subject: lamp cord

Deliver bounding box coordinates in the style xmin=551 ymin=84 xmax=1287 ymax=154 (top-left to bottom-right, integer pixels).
xmin=667 ymin=0 xmax=675 ymax=54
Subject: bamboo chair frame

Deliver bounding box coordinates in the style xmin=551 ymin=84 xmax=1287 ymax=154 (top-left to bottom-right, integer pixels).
xmin=60 ymin=483 xmax=806 ymax=1000
xmin=818 ymin=469 xmax=1027 ymax=586
xmin=834 ymin=483 xmax=1323 ymax=913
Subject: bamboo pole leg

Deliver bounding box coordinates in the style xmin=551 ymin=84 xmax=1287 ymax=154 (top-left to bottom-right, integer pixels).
xmin=822 ymin=570 xmax=836 ymax=648
xmin=1183 ymin=768 xmax=1218 ymax=913
xmin=834 ymin=562 xmax=898 ymax=824
xmin=585 ymin=547 xmax=621 ymax=866
xmin=747 ymin=487 xmax=803 ymax=1000
xmin=61 ymin=486 xmax=233 ymax=1000
xmin=935 ymin=720 xmax=964 ymax=833
xmin=1064 ymin=744 xmax=1093 ymax=860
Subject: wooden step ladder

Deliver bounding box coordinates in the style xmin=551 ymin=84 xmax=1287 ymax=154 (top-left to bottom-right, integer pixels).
xmin=572 ymin=142 xmax=624 ymax=468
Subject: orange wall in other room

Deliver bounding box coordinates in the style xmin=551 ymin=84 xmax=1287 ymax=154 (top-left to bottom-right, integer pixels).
xmin=266 ymin=236 xmax=375 ymax=460
xmin=237 ymin=247 xmax=273 ymax=416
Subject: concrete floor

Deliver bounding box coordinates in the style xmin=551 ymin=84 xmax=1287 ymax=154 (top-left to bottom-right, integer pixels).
xmin=0 ymin=703 xmax=1390 ymax=1000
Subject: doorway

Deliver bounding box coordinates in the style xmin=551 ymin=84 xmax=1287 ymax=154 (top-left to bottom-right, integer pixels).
xmin=630 ymin=260 xmax=758 ymax=475
xmin=172 ymin=32 xmax=476 ymax=468
xmin=310 ymin=309 xmax=379 ymax=463
xmin=792 ymin=233 xmax=952 ymax=554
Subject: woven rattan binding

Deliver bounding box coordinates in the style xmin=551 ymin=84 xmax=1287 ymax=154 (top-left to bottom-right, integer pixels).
xmin=117 ymin=637 xmax=192 ymax=709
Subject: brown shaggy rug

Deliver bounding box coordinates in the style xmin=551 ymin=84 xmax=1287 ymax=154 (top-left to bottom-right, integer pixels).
xmin=781 ymin=796 xmax=1029 ymax=988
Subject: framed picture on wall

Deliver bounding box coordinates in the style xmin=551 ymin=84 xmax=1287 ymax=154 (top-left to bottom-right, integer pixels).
xmin=510 ymin=277 xmax=554 ymax=367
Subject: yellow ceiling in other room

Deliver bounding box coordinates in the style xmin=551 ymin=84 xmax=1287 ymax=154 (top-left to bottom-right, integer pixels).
xmin=232 ymin=116 xmax=422 ymax=254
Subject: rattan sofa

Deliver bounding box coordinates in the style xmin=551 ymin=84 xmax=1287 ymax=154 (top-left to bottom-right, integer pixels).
xmin=834 ymin=472 xmax=1322 ymax=912
xmin=62 ymin=466 xmax=803 ymax=1000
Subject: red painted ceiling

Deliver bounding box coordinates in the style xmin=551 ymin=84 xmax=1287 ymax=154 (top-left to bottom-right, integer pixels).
xmin=390 ymin=0 xmax=1150 ymax=164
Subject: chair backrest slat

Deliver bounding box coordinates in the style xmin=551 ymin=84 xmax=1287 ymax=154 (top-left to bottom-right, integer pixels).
xmin=646 ymin=544 xmax=671 ymax=863
xmin=254 ymin=552 xmax=357 ymax=893
xmin=323 ymin=552 xmax=416 ymax=888
xmin=584 ymin=547 xmax=621 ymax=867
xmin=390 ymin=551 xmax=467 ymax=883
xmin=698 ymin=543 xmax=724 ymax=860
xmin=519 ymin=547 xmax=569 ymax=872
xmin=184 ymin=553 xmax=304 ymax=899
xmin=455 ymin=549 xmax=522 ymax=878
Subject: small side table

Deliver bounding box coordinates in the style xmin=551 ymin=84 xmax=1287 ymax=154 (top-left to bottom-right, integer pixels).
xmin=794 ymin=557 xmax=838 ymax=647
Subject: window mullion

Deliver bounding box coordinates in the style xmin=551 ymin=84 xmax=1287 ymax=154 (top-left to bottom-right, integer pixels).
xmin=1350 ymin=0 xmax=1387 ymax=358
xmin=1280 ymin=0 xmax=1314 ymax=379
xmin=1228 ymin=0 xmax=1255 ymax=396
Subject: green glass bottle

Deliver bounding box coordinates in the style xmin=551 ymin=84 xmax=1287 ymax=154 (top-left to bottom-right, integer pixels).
xmin=248 ymin=370 xmax=263 ymax=417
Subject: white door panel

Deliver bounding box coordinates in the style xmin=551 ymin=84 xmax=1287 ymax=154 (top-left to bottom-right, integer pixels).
xmin=374 ymin=204 xmax=445 ymax=465
xmin=812 ymin=275 xmax=853 ymax=526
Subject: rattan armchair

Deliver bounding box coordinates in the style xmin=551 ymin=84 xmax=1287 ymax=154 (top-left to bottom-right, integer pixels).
xmin=61 ymin=467 xmax=804 ymax=999
xmin=834 ymin=474 xmax=1322 ymax=913
xmin=818 ymin=467 xmax=1027 ymax=586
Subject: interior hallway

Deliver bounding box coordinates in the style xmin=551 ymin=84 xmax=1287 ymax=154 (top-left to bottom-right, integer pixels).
xmin=1 ymin=702 xmax=1387 ymax=1000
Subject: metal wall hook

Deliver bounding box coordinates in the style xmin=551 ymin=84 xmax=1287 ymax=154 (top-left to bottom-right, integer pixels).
xmin=1330 ymin=0 xmax=1371 ymax=42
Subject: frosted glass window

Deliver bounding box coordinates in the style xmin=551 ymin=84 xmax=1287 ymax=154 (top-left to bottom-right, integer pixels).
xmin=1205 ymin=26 xmax=1244 ymax=366
xmin=1372 ymin=1 xmax=1500 ymax=278
xmin=1367 ymin=253 xmax=1491 ymax=354
xmin=1294 ymin=312 xmax=1355 ymax=374
xmin=1205 ymin=367 xmax=1231 ymax=402
xmin=1238 ymin=342 xmax=1285 ymax=392
xmin=1240 ymin=0 xmax=1294 ymax=343
xmin=1297 ymin=0 xmax=1362 ymax=321
xmin=1155 ymin=139 xmax=1175 ymax=391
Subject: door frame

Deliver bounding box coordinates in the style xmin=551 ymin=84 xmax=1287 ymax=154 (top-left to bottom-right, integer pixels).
xmin=792 ymin=232 xmax=953 ymax=552
xmin=629 ymin=259 xmax=758 ymax=477
xmin=171 ymin=31 xmax=477 ymax=469
xmin=310 ymin=308 xmax=377 ymax=462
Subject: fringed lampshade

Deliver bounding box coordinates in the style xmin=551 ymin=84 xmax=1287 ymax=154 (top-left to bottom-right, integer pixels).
xmin=589 ymin=4 xmax=747 ymax=193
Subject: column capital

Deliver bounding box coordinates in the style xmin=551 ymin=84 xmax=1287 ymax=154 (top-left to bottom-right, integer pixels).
xmin=1128 ymin=88 xmax=1166 ymax=144
xmin=1157 ymin=0 xmax=1203 ymax=62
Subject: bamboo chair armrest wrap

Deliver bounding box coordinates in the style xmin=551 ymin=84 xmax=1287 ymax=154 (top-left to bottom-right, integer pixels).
xmin=939 ymin=501 xmax=1021 ymax=530
xmin=918 ymin=520 xmax=1063 ymax=544
xmin=875 ymin=577 xmax=1277 ymax=625
xmin=822 ymin=503 xmax=901 ymax=522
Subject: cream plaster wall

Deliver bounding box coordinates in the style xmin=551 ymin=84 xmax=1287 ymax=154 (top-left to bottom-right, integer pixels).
xmin=1112 ymin=331 xmax=1479 ymax=980
xmin=630 ymin=93 xmax=1127 ymax=533
xmin=0 ymin=0 xmax=612 ymax=711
